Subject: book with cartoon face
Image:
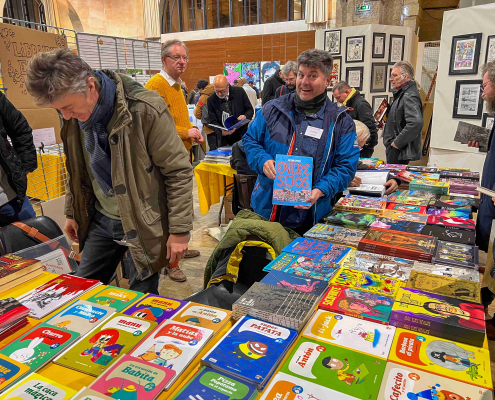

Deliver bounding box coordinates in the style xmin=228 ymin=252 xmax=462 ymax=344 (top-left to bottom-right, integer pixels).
xmin=330 ymin=268 xmax=401 ymax=296
xmin=170 ymin=302 xmax=232 ymax=333
xmin=0 ymin=373 xmax=77 ymax=400
xmin=85 ymin=286 xmax=144 ymax=311
xmin=122 ymin=294 xmax=187 ymax=324
xmin=0 ymin=353 xmax=30 ymax=391
xmin=263 ymin=252 xmax=340 ymax=281
xmin=280 ymin=337 xmax=386 ymax=400
xmin=282 ymin=238 xmax=351 ymax=263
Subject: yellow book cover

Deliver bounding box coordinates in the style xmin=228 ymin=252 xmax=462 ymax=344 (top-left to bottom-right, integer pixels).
xmin=0 ymin=353 xmax=30 ymax=391
xmin=0 ymin=373 xmax=77 ymax=400
xmin=330 ymin=267 xmax=401 ymax=296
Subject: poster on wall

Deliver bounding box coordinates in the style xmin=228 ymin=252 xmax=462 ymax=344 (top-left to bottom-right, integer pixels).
xmin=370 ymin=63 xmax=388 ymax=93
xmin=388 ymin=35 xmax=405 ymax=63
xmin=260 ymin=61 xmax=281 ymax=91
xmin=223 ymin=63 xmax=241 ymax=85
xmin=372 ymin=33 xmax=386 ymax=58
xmin=452 ymin=79 xmax=484 ymax=119
xmin=329 ymin=56 xmax=341 ymax=88
xmin=346 ymin=36 xmax=365 ymax=63
xmin=241 ymin=62 xmax=260 ymax=89
xmin=449 ymin=33 xmax=482 ymax=75
xmin=325 ymin=30 xmax=341 ymax=55
xmin=485 ymin=35 xmax=495 ymax=63
xmin=346 ymin=66 xmax=364 ymax=91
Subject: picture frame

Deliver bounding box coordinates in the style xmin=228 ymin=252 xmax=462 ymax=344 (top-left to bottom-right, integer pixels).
xmin=388 ymin=65 xmax=394 ymax=92
xmin=372 ymin=95 xmax=388 ymax=114
xmin=452 ymin=79 xmax=484 ymax=119
xmin=449 ymin=33 xmax=482 ymax=75
xmin=372 ymin=33 xmax=386 ymax=58
xmin=325 ymin=30 xmax=341 ymax=55
xmin=328 ymin=56 xmax=342 ymax=89
xmin=346 ymin=66 xmax=364 ymax=91
xmin=388 ymin=35 xmax=405 ymax=63
xmin=346 ymin=35 xmax=365 ymax=63
xmin=370 ymin=63 xmax=388 ymax=93
xmin=482 ymin=112 xmax=495 ymax=131
xmin=485 ymin=35 xmax=495 ymax=63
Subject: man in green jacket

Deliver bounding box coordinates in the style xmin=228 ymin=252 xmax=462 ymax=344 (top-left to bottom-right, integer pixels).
xmin=25 ymin=49 xmax=194 ymax=293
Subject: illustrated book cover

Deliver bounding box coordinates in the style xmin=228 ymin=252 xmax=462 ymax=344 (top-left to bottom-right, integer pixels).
xmin=427 ymin=215 xmax=476 ymax=231
xmin=71 ymin=388 xmax=113 ymax=400
xmin=334 ymin=196 xmax=386 ymax=215
xmin=323 ymin=210 xmax=376 ymax=229
xmin=406 ymin=166 xmax=438 ymax=173
xmin=385 ymin=196 xmax=430 ymax=206
xmin=426 ymin=208 xmax=472 ymax=218
xmin=303 ymin=223 xmax=366 ymax=248
xmin=433 ymin=241 xmax=479 ymax=269
xmin=396 ymin=190 xmax=439 ymax=199
xmin=0 ymin=353 xmax=30 ymax=391
xmin=345 ymin=251 xmax=415 ymax=281
xmin=330 ymin=268 xmax=401 ymax=296
xmin=409 ymin=180 xmax=450 ymax=195
xmin=122 ymin=294 xmax=187 ymax=324
xmin=170 ymin=302 xmax=232 ymax=333
xmin=282 ymin=238 xmax=351 ymax=263
xmin=0 ymin=373 xmax=77 ymax=400
xmin=413 ymin=261 xmax=479 ymax=282
xmin=371 ymin=217 xmax=425 ymax=233
xmin=259 ymin=270 xmax=328 ymax=296
xmin=0 ymin=297 xmax=29 ymax=327
xmin=85 ymin=286 xmax=144 ymax=311
xmin=273 ymin=155 xmax=313 ymax=206
xmin=262 ymin=252 xmax=339 ymax=281
xmin=0 ymin=254 xmax=41 ymax=286
xmin=382 ymin=210 xmax=429 ymax=223
xmin=422 ymin=224 xmax=476 ymax=245
xmin=385 ymin=203 xmax=427 ymax=214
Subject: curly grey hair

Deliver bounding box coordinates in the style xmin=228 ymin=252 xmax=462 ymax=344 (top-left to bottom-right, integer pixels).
xmin=297 ymin=49 xmax=334 ymax=77
xmin=281 ymin=61 xmax=298 ymax=76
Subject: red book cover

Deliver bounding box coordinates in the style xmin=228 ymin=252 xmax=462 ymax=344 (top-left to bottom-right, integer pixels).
xmin=359 ymin=228 xmax=437 ymax=256
xmin=0 ymin=298 xmax=29 ymax=326
xmin=427 ymin=215 xmax=476 ymax=230
xmin=0 ymin=254 xmax=41 ymax=284
xmin=386 ymin=203 xmax=427 ymax=214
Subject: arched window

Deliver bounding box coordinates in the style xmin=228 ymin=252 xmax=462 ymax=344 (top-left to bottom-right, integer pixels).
xmin=3 ymin=0 xmax=47 ymax=30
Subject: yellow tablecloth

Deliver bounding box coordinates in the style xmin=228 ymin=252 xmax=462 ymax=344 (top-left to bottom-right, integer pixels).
xmin=27 ymin=153 xmax=67 ymax=201
xmin=194 ymin=162 xmax=236 ymax=215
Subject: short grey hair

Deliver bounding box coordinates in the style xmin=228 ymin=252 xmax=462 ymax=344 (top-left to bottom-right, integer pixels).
xmin=297 ymin=49 xmax=333 ymax=77
xmin=333 ymin=81 xmax=351 ymax=93
xmin=393 ymin=61 xmax=415 ymax=81
xmin=281 ymin=61 xmax=298 ymax=76
xmin=481 ymin=61 xmax=495 ymax=83
xmin=26 ymin=48 xmax=100 ymax=106
xmin=161 ymin=39 xmax=189 ymax=58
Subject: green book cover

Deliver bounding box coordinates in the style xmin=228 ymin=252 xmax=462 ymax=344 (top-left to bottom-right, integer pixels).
xmin=54 ymin=313 xmax=157 ymax=376
xmin=85 ymin=286 xmax=144 ymax=311
xmin=280 ymin=337 xmax=386 ymax=400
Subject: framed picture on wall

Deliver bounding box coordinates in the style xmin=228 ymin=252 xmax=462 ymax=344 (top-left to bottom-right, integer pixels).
xmin=372 ymin=33 xmax=386 ymax=58
xmin=453 ymin=79 xmax=484 ymax=119
xmin=372 ymin=95 xmax=388 ymax=114
xmin=325 ymin=30 xmax=341 ymax=55
xmin=370 ymin=63 xmax=388 ymax=93
xmin=346 ymin=36 xmax=365 ymax=63
xmin=388 ymin=64 xmax=394 ymax=92
xmin=346 ymin=66 xmax=364 ymax=91
xmin=482 ymin=113 xmax=495 ymax=130
xmin=328 ymin=56 xmax=342 ymax=89
xmin=389 ymin=35 xmax=405 ymax=63
xmin=449 ymin=33 xmax=482 ymax=75
xmin=485 ymin=35 xmax=495 ymax=63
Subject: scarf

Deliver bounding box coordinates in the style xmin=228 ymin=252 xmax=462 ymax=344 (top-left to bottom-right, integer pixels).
xmin=294 ymin=91 xmax=327 ymax=115
xmin=342 ymin=88 xmax=356 ymax=106
xmin=79 ymin=71 xmax=116 ymax=197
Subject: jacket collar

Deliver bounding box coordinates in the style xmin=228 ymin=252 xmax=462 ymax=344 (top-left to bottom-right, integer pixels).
xmin=101 ymin=70 xmax=133 ymax=133
xmin=393 ymin=80 xmax=415 ymax=96
xmin=270 ymin=92 xmax=346 ymax=120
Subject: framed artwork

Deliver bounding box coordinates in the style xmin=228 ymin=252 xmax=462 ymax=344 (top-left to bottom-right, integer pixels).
xmin=346 ymin=66 xmax=364 ymax=91
xmin=346 ymin=35 xmax=365 ymax=63
xmin=452 ymin=80 xmax=484 ymax=119
xmin=388 ymin=64 xmax=394 ymax=92
xmin=325 ymin=30 xmax=341 ymax=55
xmin=370 ymin=63 xmax=388 ymax=93
xmin=389 ymin=35 xmax=405 ymax=63
xmin=482 ymin=113 xmax=495 ymax=130
xmin=372 ymin=33 xmax=386 ymax=58
xmin=329 ymin=56 xmax=342 ymax=89
xmin=485 ymin=35 xmax=495 ymax=63
xmin=449 ymin=33 xmax=482 ymax=75
xmin=372 ymin=95 xmax=388 ymax=114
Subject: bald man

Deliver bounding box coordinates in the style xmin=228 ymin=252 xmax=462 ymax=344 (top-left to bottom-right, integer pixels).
xmin=207 ymin=74 xmax=254 ymax=148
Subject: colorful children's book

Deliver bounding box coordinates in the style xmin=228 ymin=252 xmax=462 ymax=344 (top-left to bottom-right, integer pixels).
xmin=335 ymin=196 xmax=386 ymax=215
xmin=171 ymin=367 xmax=258 ymax=400
xmin=388 ymin=328 xmax=491 ymax=389
xmin=260 ymin=270 xmax=328 ymax=296
xmin=263 ymin=252 xmax=339 ymax=281
xmin=282 ymin=238 xmax=351 ymax=263
xmin=202 ymin=316 xmax=298 ymax=389
xmin=0 ymin=353 xmax=30 ymax=391
xmin=85 ymin=286 xmax=144 ymax=311
xmin=122 ymin=294 xmax=186 ymax=323
xmin=0 ymin=373 xmax=77 ymax=400
xmin=409 ymin=179 xmax=450 ymax=194
xmin=433 ymin=241 xmax=479 ymax=269
xmin=170 ymin=302 xmax=232 ymax=333
xmin=347 ymin=251 xmax=415 ymax=281
xmin=427 ymin=215 xmax=476 ymax=231
xmin=89 ymin=354 xmax=175 ymax=399
xmin=319 ymin=285 xmax=394 ymax=325
xmin=371 ymin=217 xmax=425 ymax=233
xmin=426 ymin=208 xmax=472 ymax=218
xmin=280 ymin=337 xmax=386 ymax=400
xmin=386 ymin=203 xmax=427 ymax=214
xmin=72 ymin=388 xmax=113 ymax=400
xmin=0 ymin=297 xmax=29 ymax=328
xmin=386 ymin=196 xmax=431 ymax=206
xmin=397 ymin=190 xmax=439 ymax=199
xmin=330 ymin=268 xmax=401 ymax=296
xmin=45 ymin=300 xmax=116 ymax=335
xmin=301 ymin=309 xmax=395 ymax=358
xmin=304 ymin=223 xmax=366 ymax=248
xmin=54 ymin=313 xmax=157 ymax=376
xmin=0 ymin=323 xmax=79 ymax=372
xmin=273 ymin=155 xmax=313 ymax=206
xmin=413 ymin=261 xmax=479 ymax=282
xmin=382 ymin=210 xmax=429 ymax=223
xmin=323 ymin=210 xmax=377 ymax=229
xmin=130 ymin=320 xmax=213 ymax=389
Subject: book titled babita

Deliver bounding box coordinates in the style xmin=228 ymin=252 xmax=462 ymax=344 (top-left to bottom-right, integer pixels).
xmin=0 ymin=373 xmax=77 ymax=400
xmin=263 ymin=252 xmax=339 ymax=281
xmin=282 ymin=237 xmax=351 ymax=263
xmin=330 ymin=268 xmax=401 ymax=296
xmin=334 ymin=196 xmax=386 ymax=215
xmin=272 ymin=155 xmax=313 ymax=206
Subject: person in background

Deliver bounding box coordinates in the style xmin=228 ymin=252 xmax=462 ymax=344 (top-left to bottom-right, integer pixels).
xmin=383 ymin=61 xmax=423 ymax=165
xmin=181 ymin=81 xmax=188 ymax=101
xmin=233 ymin=79 xmax=239 ymax=87
xmin=332 ymin=81 xmax=378 ymax=158
xmin=248 ymin=81 xmax=260 ymax=99
xmin=145 ymin=39 xmax=203 ymax=273
xmin=0 ymin=92 xmax=37 ymax=227
xmin=261 ymin=68 xmax=284 ymax=105
xmin=194 ymin=79 xmax=208 ymax=105
xmin=187 ymin=85 xmax=197 ymax=105
xmin=243 ymin=49 xmax=359 ymax=234
xmin=208 ymin=75 xmax=254 ymax=147
xmin=275 ymin=61 xmax=297 ymax=98
xmin=26 ymin=49 xmax=194 ymax=292
xmin=194 ymin=81 xmax=217 ymax=150
xmin=239 ymin=77 xmax=258 ymax=110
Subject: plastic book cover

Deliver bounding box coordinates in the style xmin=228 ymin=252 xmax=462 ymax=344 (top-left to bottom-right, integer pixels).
xmin=0 ymin=353 xmax=30 ymax=391
xmin=413 ymin=261 xmax=479 ymax=282
xmin=89 ymin=354 xmax=175 ymax=399
xmin=426 ymin=208 xmax=472 ymax=218
xmin=406 ymin=271 xmax=481 ymax=303
xmin=377 ymin=164 xmax=407 ymax=171
xmin=273 ymin=155 xmax=313 ymax=206
xmin=427 ymin=215 xmax=476 ymax=231
xmin=323 ymin=210 xmax=376 ymax=229
xmin=282 ymin=238 xmax=351 ymax=263
xmin=382 ymin=210 xmax=429 ymax=223
xmin=371 ymin=217 xmax=425 ymax=233
xmin=122 ymin=294 xmax=186 ymax=324
xmin=301 ymin=309 xmax=395 ymax=359
xmin=345 ymin=193 xmax=388 ymax=202
xmin=359 ymin=228 xmax=437 ymax=256
xmin=422 ymin=225 xmax=476 ymax=245
xmin=319 ymin=285 xmax=394 ymax=325
xmin=348 ymin=251 xmax=415 ymax=281
xmin=330 ymin=268 xmax=401 ymax=296
xmin=72 ymin=388 xmax=113 ymax=400
xmin=335 ymin=196 xmax=386 ymax=215
xmin=262 ymin=252 xmax=339 ymax=281
xmin=0 ymin=254 xmax=41 ymax=284
xmin=17 ymin=274 xmax=100 ymax=319
xmin=171 ymin=366 xmax=258 ymax=400
xmin=130 ymin=320 xmax=212 ymax=388
xmin=0 ymin=373 xmax=77 ymax=400
xmin=55 ymin=313 xmax=157 ymax=376
xmin=259 ymin=270 xmax=328 ymax=296
xmin=170 ymin=302 xmax=232 ymax=333
xmin=45 ymin=300 xmax=116 ymax=335
xmin=280 ymin=337 xmax=386 ymax=400
xmin=85 ymin=286 xmax=144 ymax=311
xmin=386 ymin=203 xmax=427 ymax=214
xmin=0 ymin=322 xmax=79 ymax=371
xmin=433 ymin=241 xmax=479 ymax=269
xmin=388 ymin=328 xmax=491 ymax=389
xmin=202 ymin=316 xmax=297 ymax=386
xmin=304 ymin=223 xmax=366 ymax=248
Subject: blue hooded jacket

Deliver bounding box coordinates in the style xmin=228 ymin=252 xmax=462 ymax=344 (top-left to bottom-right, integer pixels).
xmin=243 ymin=93 xmax=359 ymax=227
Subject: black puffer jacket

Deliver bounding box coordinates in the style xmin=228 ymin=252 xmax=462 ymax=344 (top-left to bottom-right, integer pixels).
xmin=345 ymin=90 xmax=378 ymax=151
xmin=0 ymin=93 xmax=37 ymax=204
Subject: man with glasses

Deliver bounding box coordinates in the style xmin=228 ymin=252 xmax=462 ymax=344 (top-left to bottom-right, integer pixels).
xmin=275 ymin=61 xmax=298 ymax=98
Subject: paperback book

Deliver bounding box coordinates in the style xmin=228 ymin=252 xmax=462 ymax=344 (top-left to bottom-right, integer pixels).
xmin=397 ymin=190 xmax=439 ymax=199
xmin=429 ymin=196 xmax=477 ymax=209
xmin=433 ymin=240 xmax=479 ymax=269
xmin=413 ymin=261 xmax=479 ymax=282
xmin=427 ymin=215 xmax=476 ymax=231
xmin=382 ymin=210 xmax=429 ymax=223
xmin=85 ymin=286 xmax=144 ymax=311
xmin=0 ymin=254 xmax=42 ymax=292
xmin=323 ymin=210 xmax=377 ymax=229
xmin=259 ymin=270 xmax=328 ymax=296
xmin=122 ymin=294 xmax=187 ymax=324
xmin=406 ymin=166 xmax=438 ymax=173
xmin=371 ymin=217 xmax=425 ymax=233
xmin=440 ymin=170 xmax=480 ymax=180
xmin=348 ymin=184 xmax=386 ymax=197
xmin=385 ymin=196 xmax=430 ymax=206
xmin=409 ymin=180 xmax=450 ymax=195
xmin=263 ymin=252 xmax=339 ymax=281
xmin=170 ymin=302 xmax=232 ymax=333
xmin=0 ymin=297 xmax=29 ymax=328
xmin=346 ymin=251 xmax=415 ymax=281
xmin=426 ymin=208 xmax=472 ymax=218
xmin=303 ymin=223 xmax=366 ymax=248
xmin=335 ymin=196 xmax=386 ymax=215
xmin=71 ymin=388 xmax=113 ymax=400
xmin=0 ymin=353 xmax=30 ymax=391
xmin=282 ymin=238 xmax=351 ymax=263
xmin=330 ymin=268 xmax=401 ymax=296
xmin=0 ymin=373 xmax=77 ymax=400
xmin=422 ymin=224 xmax=476 ymax=245
xmin=385 ymin=203 xmax=427 ymax=214
xmin=273 ymin=155 xmax=312 ymax=206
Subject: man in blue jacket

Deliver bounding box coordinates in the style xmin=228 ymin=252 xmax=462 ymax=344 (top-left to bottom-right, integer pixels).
xmin=243 ymin=49 xmax=359 ymax=234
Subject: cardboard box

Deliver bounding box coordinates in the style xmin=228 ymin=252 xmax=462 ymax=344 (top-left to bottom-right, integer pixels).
xmin=224 ymin=194 xmax=234 ymax=224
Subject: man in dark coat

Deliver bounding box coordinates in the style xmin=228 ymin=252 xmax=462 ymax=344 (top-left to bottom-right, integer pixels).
xmin=275 ymin=61 xmax=297 ymax=99
xmin=208 ymin=75 xmax=254 ymax=147
xmin=261 ymin=69 xmax=284 ymax=105
xmin=383 ymin=61 xmax=423 ymax=165
xmin=332 ymin=81 xmax=378 ymax=158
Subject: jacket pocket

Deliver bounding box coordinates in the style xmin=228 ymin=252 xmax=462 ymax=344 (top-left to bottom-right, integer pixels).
xmin=141 ymin=198 xmax=162 ymax=225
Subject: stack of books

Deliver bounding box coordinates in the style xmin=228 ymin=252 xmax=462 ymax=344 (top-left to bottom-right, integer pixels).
xmin=323 ymin=210 xmax=377 ymax=229
xmin=0 ymin=254 xmax=42 ymax=294
xmin=0 ymin=297 xmax=30 ymax=340
xmin=371 ymin=216 xmax=425 ymax=233
xmin=304 ymin=223 xmax=366 ymax=248
xmin=440 ymin=178 xmax=477 ymax=195
xmin=203 ymin=147 xmax=233 ymax=164
xmin=334 ymin=195 xmax=386 ymax=215
xmin=432 ymin=240 xmax=479 ymax=269
xmin=406 ymin=166 xmax=438 ymax=173
xmin=427 ymin=215 xmax=476 ymax=231
xmin=409 ymin=179 xmax=450 ymax=195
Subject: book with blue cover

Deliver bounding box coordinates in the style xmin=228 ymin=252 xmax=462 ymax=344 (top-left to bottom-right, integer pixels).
xmin=262 ymin=252 xmax=339 ymax=281
xmin=260 ymin=270 xmax=328 ymax=295
xmin=273 ymin=155 xmax=313 ymax=206
xmin=282 ymin=237 xmax=351 ymax=263
xmin=201 ymin=315 xmax=298 ymax=389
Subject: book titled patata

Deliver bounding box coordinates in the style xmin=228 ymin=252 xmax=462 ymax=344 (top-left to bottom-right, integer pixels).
xmin=282 ymin=237 xmax=351 ymax=263
xmin=170 ymin=302 xmax=232 ymax=333
xmin=0 ymin=373 xmax=77 ymax=400
xmin=85 ymin=286 xmax=144 ymax=312
xmin=122 ymin=294 xmax=187 ymax=324
xmin=330 ymin=268 xmax=401 ymax=296
xmin=263 ymin=252 xmax=339 ymax=281
xmin=0 ymin=353 xmax=30 ymax=391
xmin=273 ymin=155 xmax=313 ymax=206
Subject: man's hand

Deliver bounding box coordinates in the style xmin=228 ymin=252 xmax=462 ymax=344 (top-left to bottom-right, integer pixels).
xmin=295 ymin=188 xmax=324 ymax=209
xmin=384 ymin=179 xmax=399 ymax=195
xmin=391 ymin=142 xmax=399 ymax=149
xmin=64 ymin=218 xmax=79 ymax=242
xmin=263 ymin=159 xmax=276 ymax=180
xmin=238 ymin=115 xmax=247 ymax=121
xmin=467 ymin=141 xmax=480 ymax=148
xmin=223 ymin=128 xmax=236 ymax=136
xmin=188 ymin=127 xmax=203 ymax=143
xmin=492 ymin=197 xmax=495 ymax=206
xmin=349 ymin=176 xmax=362 ymax=187
xmin=166 ymin=234 xmax=189 ymax=264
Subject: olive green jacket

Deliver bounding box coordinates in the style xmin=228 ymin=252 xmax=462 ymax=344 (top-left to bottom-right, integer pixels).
xmin=62 ymin=70 xmax=193 ymax=279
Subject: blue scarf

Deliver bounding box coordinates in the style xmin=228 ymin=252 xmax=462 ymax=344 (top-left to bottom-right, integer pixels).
xmin=79 ymin=71 xmax=116 ymax=196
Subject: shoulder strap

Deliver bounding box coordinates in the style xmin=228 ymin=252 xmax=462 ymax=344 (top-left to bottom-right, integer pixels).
xmin=280 ymin=86 xmax=284 ymax=96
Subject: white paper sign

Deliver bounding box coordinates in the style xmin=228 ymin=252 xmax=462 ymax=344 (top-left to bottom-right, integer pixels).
xmin=32 ymin=127 xmax=56 ymax=149
xmin=38 ymin=248 xmax=72 ymax=274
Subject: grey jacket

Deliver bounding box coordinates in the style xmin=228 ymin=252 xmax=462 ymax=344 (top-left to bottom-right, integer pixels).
xmin=383 ymin=81 xmax=423 ymax=161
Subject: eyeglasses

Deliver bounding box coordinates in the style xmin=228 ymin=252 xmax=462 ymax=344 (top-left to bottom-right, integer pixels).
xmin=167 ymin=55 xmax=189 ymax=62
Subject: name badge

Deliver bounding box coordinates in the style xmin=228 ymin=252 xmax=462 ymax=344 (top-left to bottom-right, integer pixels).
xmin=305 ymin=126 xmax=323 ymax=139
